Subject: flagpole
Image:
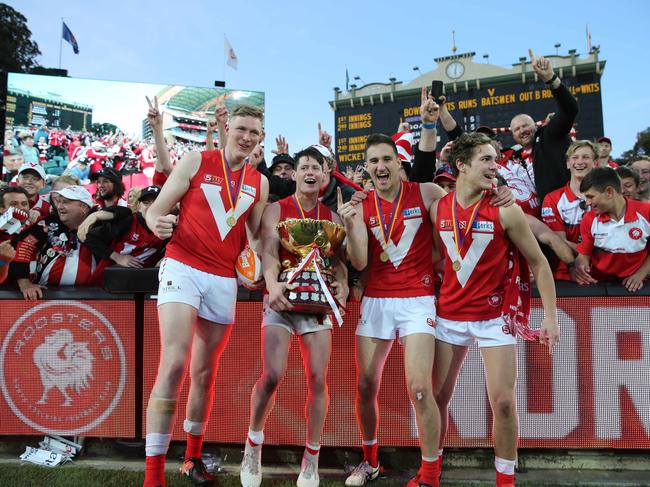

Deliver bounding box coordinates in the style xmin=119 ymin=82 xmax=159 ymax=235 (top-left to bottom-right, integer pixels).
xmin=223 ymin=34 xmax=226 ymax=85
xmin=59 ymin=18 xmax=63 ymax=69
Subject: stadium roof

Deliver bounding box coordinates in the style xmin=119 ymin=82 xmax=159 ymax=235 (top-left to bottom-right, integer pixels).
xmin=156 ymin=86 xmax=264 ymax=114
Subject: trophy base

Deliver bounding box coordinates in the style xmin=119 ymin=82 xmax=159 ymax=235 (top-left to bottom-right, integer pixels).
xmin=279 ymin=269 xmax=333 ymax=314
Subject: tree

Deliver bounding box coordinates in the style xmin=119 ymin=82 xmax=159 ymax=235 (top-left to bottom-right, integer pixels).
xmin=633 ymin=127 xmax=650 ymax=157
xmin=0 ymin=3 xmax=41 ymax=73
xmin=92 ymin=123 xmax=120 ymax=137
xmin=616 ymin=126 xmax=650 ymax=165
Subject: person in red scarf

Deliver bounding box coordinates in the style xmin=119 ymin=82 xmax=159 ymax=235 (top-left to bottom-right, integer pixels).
xmin=430 ymin=132 xmax=560 ymax=487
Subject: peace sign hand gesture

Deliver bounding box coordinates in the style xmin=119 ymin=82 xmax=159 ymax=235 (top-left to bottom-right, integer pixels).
xmin=145 ymin=96 xmax=162 ymax=130
xmin=419 ymin=86 xmax=440 ymax=125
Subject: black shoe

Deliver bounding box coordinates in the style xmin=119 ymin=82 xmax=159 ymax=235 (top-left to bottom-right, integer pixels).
xmin=180 ymin=457 xmax=215 ymax=485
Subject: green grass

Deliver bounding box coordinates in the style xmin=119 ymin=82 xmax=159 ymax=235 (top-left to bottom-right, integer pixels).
xmin=0 ymin=465 xmax=493 ymax=487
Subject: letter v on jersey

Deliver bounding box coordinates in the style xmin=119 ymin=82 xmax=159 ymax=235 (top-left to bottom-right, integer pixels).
xmin=371 ymin=218 xmax=421 ymax=268
xmin=201 ymin=184 xmax=255 ymax=239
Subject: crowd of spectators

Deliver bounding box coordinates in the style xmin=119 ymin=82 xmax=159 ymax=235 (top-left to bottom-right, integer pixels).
xmin=1 ymin=83 xmax=649 ymax=299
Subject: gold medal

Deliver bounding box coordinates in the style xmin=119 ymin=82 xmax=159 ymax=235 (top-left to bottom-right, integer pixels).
xmin=227 ymin=216 xmax=237 ymax=227
xmin=380 ymin=251 xmax=389 ymax=262
xmin=452 ymin=260 xmax=461 ymax=272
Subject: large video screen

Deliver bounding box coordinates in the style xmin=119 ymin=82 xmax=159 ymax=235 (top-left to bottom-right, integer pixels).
xmin=4 ymin=73 xmax=264 ymax=183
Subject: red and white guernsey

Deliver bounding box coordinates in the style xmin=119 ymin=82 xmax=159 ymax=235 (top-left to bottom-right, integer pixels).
xmin=165 ymin=150 xmax=262 ymax=277
xmin=362 ymin=181 xmax=435 ymax=298
xmin=497 ymin=158 xmax=539 ymax=217
xmin=436 ymin=192 xmax=510 ymax=321
xmin=277 ymin=195 xmax=334 ymax=269
xmin=576 ymin=198 xmax=650 ymax=280
xmin=541 ymin=183 xmax=587 ymax=280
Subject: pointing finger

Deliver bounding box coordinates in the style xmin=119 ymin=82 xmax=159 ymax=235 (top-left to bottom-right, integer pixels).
xmin=528 ymin=48 xmax=535 ymax=62
xmin=337 ymin=186 xmax=343 ymax=208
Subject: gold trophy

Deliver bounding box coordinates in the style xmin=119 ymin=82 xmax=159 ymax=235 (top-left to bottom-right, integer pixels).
xmin=277 ymin=218 xmax=346 ymax=315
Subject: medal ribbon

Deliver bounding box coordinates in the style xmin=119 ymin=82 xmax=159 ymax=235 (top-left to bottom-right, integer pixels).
xmin=373 ymin=182 xmax=403 ymax=248
xmin=451 ymin=192 xmax=483 ymax=259
xmin=293 ymin=195 xmax=320 ymax=220
xmin=221 ymin=149 xmax=246 ymax=213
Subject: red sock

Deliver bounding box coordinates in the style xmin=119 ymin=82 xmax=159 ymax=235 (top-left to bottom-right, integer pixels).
xmin=143 ymin=454 xmax=166 ymax=487
xmin=306 ymin=445 xmax=320 ymax=456
xmin=362 ymin=442 xmax=378 ymax=467
xmin=496 ymin=471 xmax=515 ymax=485
xmin=184 ymin=433 xmax=203 ymax=461
xmin=419 ymin=459 xmax=439 ymax=486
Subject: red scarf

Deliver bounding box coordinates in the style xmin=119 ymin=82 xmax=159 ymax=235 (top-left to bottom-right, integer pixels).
xmin=502 ymin=245 xmax=537 ymax=341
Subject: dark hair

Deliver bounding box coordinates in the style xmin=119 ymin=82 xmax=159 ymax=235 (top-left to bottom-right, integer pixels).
xmin=293 ymin=147 xmax=324 ymax=168
xmin=448 ymin=132 xmax=493 ymax=176
xmin=364 ymin=133 xmax=398 ymax=158
xmin=580 ymin=166 xmax=621 ymax=194
xmin=0 ymin=185 xmax=30 ymax=208
xmin=616 ymin=166 xmax=640 ymax=186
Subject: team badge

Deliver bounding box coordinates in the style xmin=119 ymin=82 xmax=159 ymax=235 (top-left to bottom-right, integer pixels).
xmin=629 ymin=227 xmax=642 ymax=240
xmin=0 ymin=302 xmax=126 ymax=435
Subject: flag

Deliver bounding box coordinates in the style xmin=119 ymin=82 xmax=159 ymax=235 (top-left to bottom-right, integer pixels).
xmin=224 ymin=36 xmax=238 ymax=70
xmin=586 ymin=24 xmax=592 ymax=52
xmin=62 ymin=21 xmax=79 ymax=54
xmin=345 ymin=67 xmax=350 ymax=91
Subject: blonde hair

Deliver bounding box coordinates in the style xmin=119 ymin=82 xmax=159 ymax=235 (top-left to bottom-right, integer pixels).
xmin=127 ymin=187 xmax=141 ymax=212
xmin=231 ymin=104 xmax=264 ymax=122
xmin=566 ymin=140 xmax=598 ymax=160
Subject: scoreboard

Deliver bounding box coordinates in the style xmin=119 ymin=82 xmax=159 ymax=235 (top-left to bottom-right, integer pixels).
xmin=334 ymin=72 xmax=604 ymax=166
xmin=5 ymin=89 xmax=92 ymax=131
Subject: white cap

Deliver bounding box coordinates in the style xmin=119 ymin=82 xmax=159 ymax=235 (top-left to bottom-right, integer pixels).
xmin=52 ymin=185 xmax=93 ymax=207
xmin=18 ymin=162 xmax=46 ymax=180
xmin=311 ymin=144 xmax=333 ymax=160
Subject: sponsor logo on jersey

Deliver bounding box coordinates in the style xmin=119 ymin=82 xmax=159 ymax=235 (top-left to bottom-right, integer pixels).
xmin=439 ymin=219 xmax=452 ymax=230
xmin=369 ymin=216 xmax=378 ymax=226
xmin=242 ymin=184 xmax=257 ymax=197
xmin=472 ymin=221 xmax=494 ymax=232
xmin=402 ymin=207 xmax=422 ymax=218
xmin=203 ymin=174 xmax=224 ymax=185
xmin=541 ymin=207 xmax=554 ymax=218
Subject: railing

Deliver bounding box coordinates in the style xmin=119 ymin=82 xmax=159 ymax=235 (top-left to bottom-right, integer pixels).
xmin=0 ymin=270 xmax=648 ymax=448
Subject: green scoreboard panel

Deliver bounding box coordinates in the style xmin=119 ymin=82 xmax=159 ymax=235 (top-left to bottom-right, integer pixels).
xmin=335 ymin=72 xmax=603 ymax=166
xmin=6 ymin=89 xmax=92 ymax=131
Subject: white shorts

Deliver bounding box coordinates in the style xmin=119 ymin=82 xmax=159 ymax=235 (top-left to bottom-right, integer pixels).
xmin=356 ymin=296 xmax=437 ymax=341
xmin=157 ymin=257 xmax=237 ymax=324
xmin=435 ymin=316 xmax=517 ymax=348
xmin=262 ymin=296 xmax=333 ymax=336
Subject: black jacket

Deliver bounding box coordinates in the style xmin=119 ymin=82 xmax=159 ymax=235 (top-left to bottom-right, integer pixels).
xmin=530 ymin=82 xmax=578 ymax=203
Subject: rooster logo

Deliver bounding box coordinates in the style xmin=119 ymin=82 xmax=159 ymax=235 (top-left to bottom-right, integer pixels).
xmin=33 ymin=329 xmax=94 ymax=407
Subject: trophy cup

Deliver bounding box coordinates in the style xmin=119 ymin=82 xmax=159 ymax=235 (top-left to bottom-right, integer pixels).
xmin=277 ymin=218 xmax=346 ymax=318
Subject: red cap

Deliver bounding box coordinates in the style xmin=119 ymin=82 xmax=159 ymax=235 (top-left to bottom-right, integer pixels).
xmin=597 ymin=136 xmax=612 ymax=145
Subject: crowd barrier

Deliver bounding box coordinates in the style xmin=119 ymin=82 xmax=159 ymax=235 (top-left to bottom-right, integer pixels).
xmin=0 ymin=271 xmax=648 ymax=449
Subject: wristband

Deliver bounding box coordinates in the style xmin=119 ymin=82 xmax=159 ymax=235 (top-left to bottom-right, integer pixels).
xmin=545 ymin=74 xmax=558 ymax=85
xmin=0 ymin=260 xmax=8 ymax=267
xmin=567 ymin=260 xmax=575 ymax=269
xmin=421 ymin=123 xmax=436 ymax=129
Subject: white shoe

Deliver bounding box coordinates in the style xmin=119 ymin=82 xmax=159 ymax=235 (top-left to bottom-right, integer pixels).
xmin=240 ymin=441 xmax=262 ymax=487
xmin=345 ymin=460 xmax=381 ymax=487
xmin=297 ymin=452 xmax=320 ymax=487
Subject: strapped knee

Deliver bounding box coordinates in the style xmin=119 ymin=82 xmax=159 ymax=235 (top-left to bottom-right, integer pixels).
xmin=148 ymin=396 xmax=178 ymax=416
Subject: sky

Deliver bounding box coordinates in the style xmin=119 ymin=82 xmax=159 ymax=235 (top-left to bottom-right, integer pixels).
xmin=7 ymin=0 xmax=650 ymax=158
